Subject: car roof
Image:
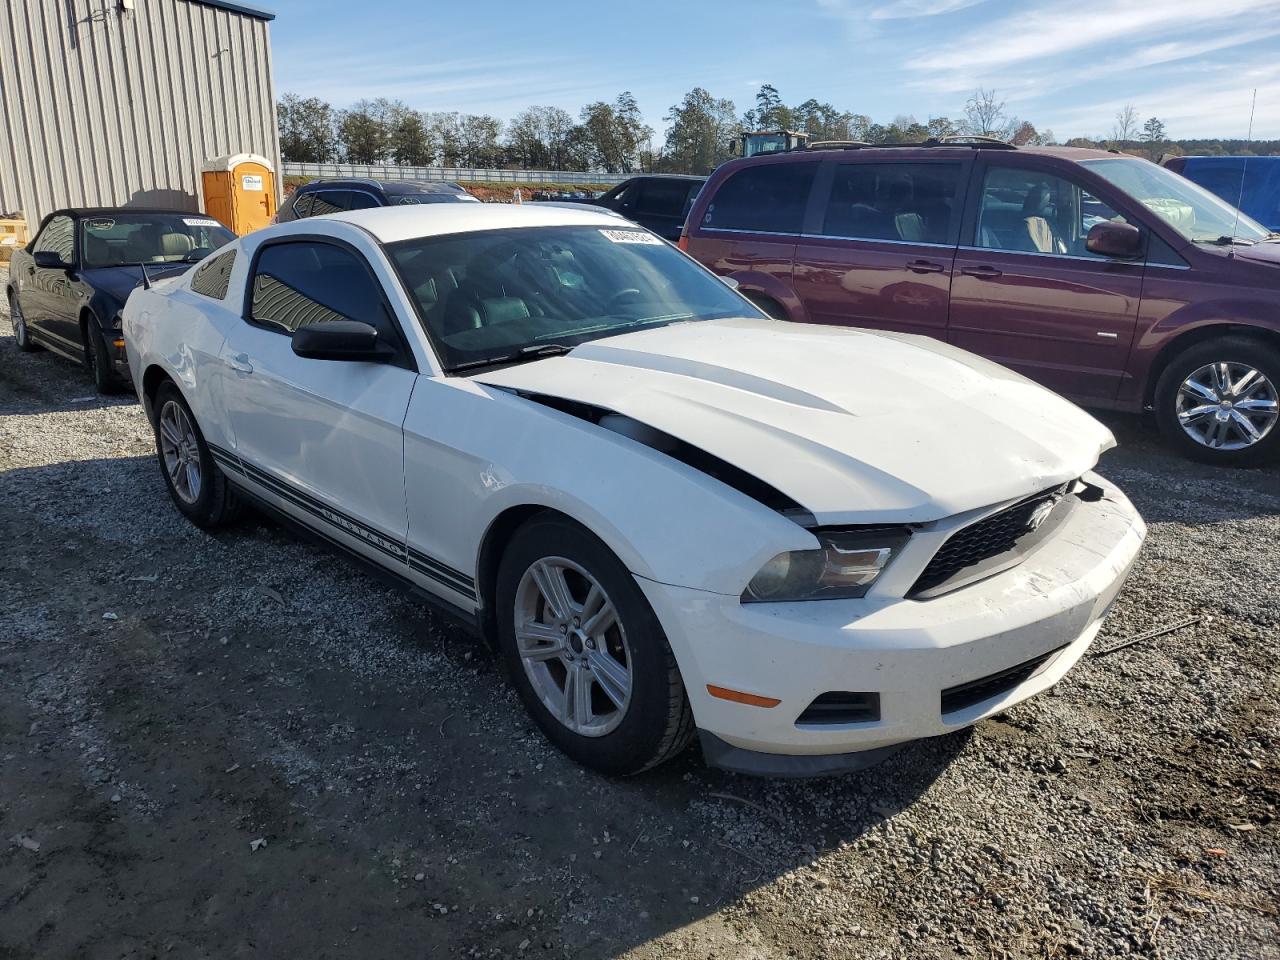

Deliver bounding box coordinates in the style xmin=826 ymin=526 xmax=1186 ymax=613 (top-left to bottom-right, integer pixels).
xmin=727 ymin=143 xmax=1122 ymax=165
xmin=49 ymin=207 xmax=208 ymax=219
xmin=623 ymin=173 xmax=707 ymax=182
xmin=300 ymin=178 xmax=466 ymax=194
xmin=331 ymin=202 xmax=638 ymax=243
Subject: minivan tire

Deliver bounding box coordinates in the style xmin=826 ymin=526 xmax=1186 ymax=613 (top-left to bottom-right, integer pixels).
xmin=1154 ymin=336 xmax=1280 ymax=466
xmin=495 ymin=514 xmax=694 ymax=776
xmin=152 ymin=381 xmax=243 ymax=527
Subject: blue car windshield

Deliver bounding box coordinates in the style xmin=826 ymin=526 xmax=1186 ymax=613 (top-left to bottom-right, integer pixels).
xmin=81 ymin=213 xmax=234 ymax=268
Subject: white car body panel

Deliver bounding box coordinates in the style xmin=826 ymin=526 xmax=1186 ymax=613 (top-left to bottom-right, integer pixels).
xmin=123 ymin=204 xmax=1146 ymax=773
xmin=471 ymin=317 xmax=1115 ymax=525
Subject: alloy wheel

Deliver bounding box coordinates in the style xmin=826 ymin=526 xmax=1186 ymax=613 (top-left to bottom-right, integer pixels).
xmin=158 ymin=400 xmax=203 ymax=504
xmin=1176 ymin=361 xmax=1278 ymax=451
xmin=9 ymin=294 xmax=28 ymax=347
xmin=514 ymin=557 xmax=632 ymax=737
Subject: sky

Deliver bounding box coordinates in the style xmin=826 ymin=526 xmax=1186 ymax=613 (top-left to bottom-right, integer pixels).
xmin=265 ymin=0 xmax=1280 ymax=141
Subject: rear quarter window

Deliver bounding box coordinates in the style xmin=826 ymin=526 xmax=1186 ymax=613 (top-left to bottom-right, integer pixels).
xmin=190 ymin=249 xmax=237 ymax=300
xmin=701 ymin=162 xmax=817 ymax=235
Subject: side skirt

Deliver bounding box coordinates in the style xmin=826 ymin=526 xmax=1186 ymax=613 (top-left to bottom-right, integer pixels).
xmin=231 ymin=483 xmax=483 ymax=637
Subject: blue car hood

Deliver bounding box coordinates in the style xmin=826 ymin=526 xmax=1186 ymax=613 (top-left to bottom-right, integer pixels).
xmin=81 ymin=265 xmax=188 ymax=309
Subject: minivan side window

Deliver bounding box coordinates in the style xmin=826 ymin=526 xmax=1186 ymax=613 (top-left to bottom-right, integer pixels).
xmin=820 ymin=163 xmax=962 ymax=244
xmin=34 ymin=215 xmax=76 ymax=263
xmin=702 ymin=163 xmax=817 ymax=234
xmin=248 ymin=241 xmax=394 ymax=339
xmin=975 ymin=166 xmax=1123 ymax=259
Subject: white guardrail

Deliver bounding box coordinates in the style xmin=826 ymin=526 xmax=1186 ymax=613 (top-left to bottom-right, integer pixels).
xmin=281 ymin=163 xmax=629 ymax=185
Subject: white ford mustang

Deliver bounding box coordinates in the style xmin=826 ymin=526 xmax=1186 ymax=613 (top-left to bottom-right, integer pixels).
xmin=124 ymin=204 xmax=1145 ymax=777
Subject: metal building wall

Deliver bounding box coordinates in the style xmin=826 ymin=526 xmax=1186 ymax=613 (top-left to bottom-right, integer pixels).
xmin=0 ymin=0 xmax=279 ymax=227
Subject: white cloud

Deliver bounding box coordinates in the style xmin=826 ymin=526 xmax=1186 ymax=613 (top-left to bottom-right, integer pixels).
xmin=869 ymin=0 xmax=986 ymax=18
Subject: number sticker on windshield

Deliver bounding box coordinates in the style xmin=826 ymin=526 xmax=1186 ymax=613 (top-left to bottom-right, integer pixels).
xmin=599 ymin=229 xmax=663 ymax=245
xmin=183 ymin=217 xmax=220 ymax=227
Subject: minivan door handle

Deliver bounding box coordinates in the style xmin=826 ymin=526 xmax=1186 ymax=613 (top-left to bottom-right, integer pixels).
xmin=961 ymin=265 xmax=1003 ymax=279
xmin=906 ymin=259 xmax=945 ymax=274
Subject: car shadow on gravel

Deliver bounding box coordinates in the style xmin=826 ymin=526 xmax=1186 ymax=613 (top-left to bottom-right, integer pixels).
xmin=1 ymin=451 xmax=969 ymax=959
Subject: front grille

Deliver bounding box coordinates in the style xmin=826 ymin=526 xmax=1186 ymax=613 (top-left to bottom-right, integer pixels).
xmin=940 ymin=647 xmax=1063 ymax=715
xmin=910 ymin=483 xmax=1071 ymax=598
xmin=796 ymin=691 xmax=881 ymax=726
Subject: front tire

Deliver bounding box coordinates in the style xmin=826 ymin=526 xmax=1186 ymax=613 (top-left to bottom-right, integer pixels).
xmin=495 ymin=515 xmax=694 ymax=775
xmin=153 ymin=382 xmax=242 ymax=528
xmin=9 ymin=291 xmax=37 ymax=352
xmin=83 ymin=317 xmax=121 ymax=394
xmin=1154 ymin=336 xmax=1280 ymax=466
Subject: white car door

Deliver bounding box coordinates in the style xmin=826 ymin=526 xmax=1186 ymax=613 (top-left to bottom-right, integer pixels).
xmin=218 ymin=237 xmax=418 ymax=569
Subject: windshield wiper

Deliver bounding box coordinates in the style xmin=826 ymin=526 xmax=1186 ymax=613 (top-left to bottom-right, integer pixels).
xmin=448 ymin=343 xmax=574 ymax=373
xmin=1193 ymin=235 xmax=1256 ymax=246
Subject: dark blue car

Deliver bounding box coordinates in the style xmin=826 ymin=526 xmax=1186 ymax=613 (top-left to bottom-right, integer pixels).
xmin=6 ymin=208 xmax=234 ymax=393
xmin=1164 ymin=155 xmax=1280 ymax=231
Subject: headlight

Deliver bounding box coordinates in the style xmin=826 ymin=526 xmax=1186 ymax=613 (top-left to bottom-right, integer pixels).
xmin=743 ymin=527 xmax=912 ymax=602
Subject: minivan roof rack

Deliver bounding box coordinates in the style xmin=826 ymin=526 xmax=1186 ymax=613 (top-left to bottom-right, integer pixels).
xmin=799 ymin=136 xmax=1017 ymax=153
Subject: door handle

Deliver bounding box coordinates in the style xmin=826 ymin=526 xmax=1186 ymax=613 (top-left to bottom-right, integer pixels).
xmin=227 ymin=353 xmax=253 ymax=374
xmin=906 ymin=259 xmax=945 ymax=274
xmin=961 ymin=265 xmax=1002 ymax=279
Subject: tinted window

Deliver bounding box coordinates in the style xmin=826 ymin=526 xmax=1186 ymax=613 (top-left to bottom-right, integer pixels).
xmin=191 ymin=249 xmax=237 ymax=300
xmin=34 ymin=215 xmax=75 ymax=262
xmin=702 ymin=162 xmax=817 ymax=234
xmin=289 ymin=193 xmax=314 ymax=218
xmin=306 ymin=191 xmax=347 ymax=216
xmin=975 ymin=166 xmax=1123 ymax=258
xmin=635 ymin=179 xmax=693 ymax=218
xmin=249 ymin=241 xmax=392 ymax=339
xmin=346 ymin=191 xmax=380 ymax=210
xmin=821 ymin=163 xmax=961 ymax=243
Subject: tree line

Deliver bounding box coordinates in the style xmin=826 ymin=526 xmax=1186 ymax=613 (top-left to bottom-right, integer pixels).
xmin=277 ymin=86 xmax=1276 ymax=176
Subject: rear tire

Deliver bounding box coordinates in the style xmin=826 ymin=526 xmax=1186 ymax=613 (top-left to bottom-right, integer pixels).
xmin=153 ymin=381 xmax=242 ymax=528
xmin=495 ymin=514 xmax=694 ymax=775
xmin=1154 ymin=336 xmax=1280 ymax=466
xmin=9 ymin=291 xmax=37 ymax=352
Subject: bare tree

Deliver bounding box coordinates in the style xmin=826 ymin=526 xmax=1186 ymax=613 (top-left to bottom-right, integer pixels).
xmin=1111 ymin=104 xmax=1139 ymax=145
xmin=962 ymin=88 xmax=1008 ymax=138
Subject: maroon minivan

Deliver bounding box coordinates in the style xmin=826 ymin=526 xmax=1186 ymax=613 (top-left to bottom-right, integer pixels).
xmin=681 ymin=142 xmax=1280 ymax=466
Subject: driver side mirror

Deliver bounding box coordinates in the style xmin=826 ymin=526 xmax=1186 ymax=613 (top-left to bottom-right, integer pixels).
xmin=1086 ymin=221 xmax=1143 ymax=259
xmin=291 ymin=320 xmax=395 ymax=363
xmin=33 ymin=250 xmax=71 ymax=270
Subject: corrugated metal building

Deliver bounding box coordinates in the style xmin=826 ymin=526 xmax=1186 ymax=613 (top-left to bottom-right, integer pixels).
xmin=0 ymin=0 xmax=279 ymax=228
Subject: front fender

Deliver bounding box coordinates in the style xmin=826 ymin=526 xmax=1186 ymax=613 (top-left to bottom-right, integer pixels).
xmin=402 ymin=377 xmax=815 ymax=598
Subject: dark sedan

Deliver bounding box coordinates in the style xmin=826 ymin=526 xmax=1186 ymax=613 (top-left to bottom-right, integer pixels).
xmin=6 ymin=209 xmax=233 ymax=392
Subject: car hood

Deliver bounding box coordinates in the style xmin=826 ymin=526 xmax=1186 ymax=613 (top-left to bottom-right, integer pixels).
xmin=80 ymin=265 xmax=189 ymax=306
xmin=1224 ymin=240 xmax=1280 ymax=267
xmin=471 ymin=317 xmax=1115 ymax=525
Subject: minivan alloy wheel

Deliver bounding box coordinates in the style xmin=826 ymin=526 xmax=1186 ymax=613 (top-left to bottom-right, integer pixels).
xmin=158 ymin=399 xmax=203 ymax=504
xmin=1176 ymin=361 xmax=1279 ymax=450
xmin=514 ymin=557 xmax=633 ymax=737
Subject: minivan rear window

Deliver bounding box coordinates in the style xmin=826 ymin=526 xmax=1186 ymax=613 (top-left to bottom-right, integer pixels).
xmin=701 ymin=162 xmax=817 ymax=235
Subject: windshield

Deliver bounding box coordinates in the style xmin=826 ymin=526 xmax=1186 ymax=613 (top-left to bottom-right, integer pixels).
xmin=81 ymin=213 xmax=234 ymax=268
xmin=1082 ymin=158 xmax=1271 ymax=243
xmin=387 ymin=225 xmax=760 ymax=372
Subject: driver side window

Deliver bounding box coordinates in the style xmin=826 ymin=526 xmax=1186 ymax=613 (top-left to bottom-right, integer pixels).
xmin=248 ymin=241 xmax=397 ymax=341
xmin=34 ymin=215 xmax=75 ymax=263
xmin=975 ymin=167 xmax=1122 ymax=259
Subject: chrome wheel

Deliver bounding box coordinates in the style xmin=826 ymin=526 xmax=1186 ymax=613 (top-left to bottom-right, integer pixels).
xmin=158 ymin=400 xmax=203 ymax=504
xmin=1176 ymin=362 xmax=1279 ymax=451
xmin=9 ymin=294 xmax=29 ymax=347
xmin=514 ymin=557 xmax=632 ymax=737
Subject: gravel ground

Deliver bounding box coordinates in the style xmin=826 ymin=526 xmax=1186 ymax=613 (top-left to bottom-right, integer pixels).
xmin=1 ymin=263 xmax=1277 ymax=960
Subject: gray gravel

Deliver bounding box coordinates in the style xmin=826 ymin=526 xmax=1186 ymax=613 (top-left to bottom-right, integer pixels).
xmin=1 ymin=262 xmax=1276 ymax=959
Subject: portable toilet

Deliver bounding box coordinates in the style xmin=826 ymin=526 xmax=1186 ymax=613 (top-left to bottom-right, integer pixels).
xmin=201 ymin=153 xmax=277 ymax=235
